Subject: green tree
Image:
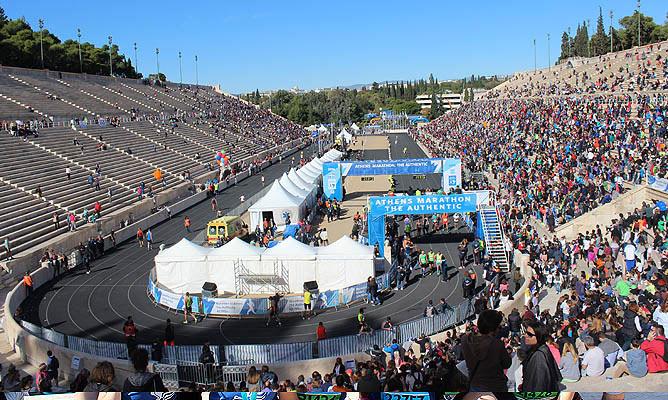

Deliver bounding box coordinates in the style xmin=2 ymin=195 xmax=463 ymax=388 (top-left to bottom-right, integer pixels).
xmin=618 ymin=12 xmax=658 ymax=48
xmin=559 ymin=31 xmax=570 ymax=60
xmin=590 ymin=7 xmax=609 ymax=56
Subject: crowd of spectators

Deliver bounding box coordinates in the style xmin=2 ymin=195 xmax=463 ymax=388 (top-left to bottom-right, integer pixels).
xmin=484 ymin=42 xmax=668 ymax=99
xmin=413 ymin=93 xmax=668 ymax=232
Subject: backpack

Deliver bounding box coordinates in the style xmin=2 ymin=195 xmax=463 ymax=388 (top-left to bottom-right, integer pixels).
xmin=659 ymin=338 xmax=668 ymax=364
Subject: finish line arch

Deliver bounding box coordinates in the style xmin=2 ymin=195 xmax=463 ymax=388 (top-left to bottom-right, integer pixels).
xmin=322 ymin=158 xmax=462 ymax=201
xmin=368 ymin=193 xmax=478 ymax=257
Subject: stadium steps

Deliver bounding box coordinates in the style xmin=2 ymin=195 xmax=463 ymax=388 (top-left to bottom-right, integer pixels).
xmin=0 ymin=134 xmax=134 ymax=216
xmin=6 ymin=74 xmax=89 ymax=120
xmin=30 ymin=126 xmax=180 ymax=194
xmin=479 ymin=205 xmax=510 ymax=272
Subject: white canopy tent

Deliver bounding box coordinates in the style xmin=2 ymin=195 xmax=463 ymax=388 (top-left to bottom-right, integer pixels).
xmin=350 ymin=123 xmax=360 ymax=132
xmin=261 ymin=237 xmax=317 ymax=292
xmin=207 ymin=238 xmax=265 ymax=293
xmin=288 ymin=168 xmax=316 ymax=193
xmin=279 ymin=173 xmax=314 ymax=206
xmin=154 ymin=238 xmax=211 ymax=293
xmin=297 ymin=163 xmax=320 ymax=184
xmin=337 ymin=128 xmax=352 ymax=143
xmin=316 ymin=236 xmax=375 ymax=291
xmin=317 ymin=125 xmax=329 ymax=133
xmin=249 ymin=181 xmax=305 ymax=231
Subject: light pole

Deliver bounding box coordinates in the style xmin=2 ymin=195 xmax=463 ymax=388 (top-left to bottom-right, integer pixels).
xmin=77 ymin=28 xmax=82 ymax=73
xmin=108 ymin=36 xmax=113 ymax=76
xmin=133 ymin=43 xmax=138 ymax=74
xmin=195 ymin=55 xmax=199 ymax=87
xmin=155 ymin=48 xmax=160 ymax=78
xmin=38 ymin=19 xmax=44 ymax=69
xmin=533 ymin=39 xmax=537 ymax=72
xmin=587 ymin=19 xmax=591 ymax=57
xmin=637 ymin=0 xmax=641 ymax=47
xmin=547 ymin=33 xmax=551 ymax=71
xmin=178 ymin=51 xmax=183 ymax=87
xmin=610 ymin=10 xmax=614 ymax=52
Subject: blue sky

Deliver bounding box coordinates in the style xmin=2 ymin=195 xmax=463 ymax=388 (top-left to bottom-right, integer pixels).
xmin=3 ymin=1 xmax=667 ymax=94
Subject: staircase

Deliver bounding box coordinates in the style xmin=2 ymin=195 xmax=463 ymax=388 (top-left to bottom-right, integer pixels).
xmin=479 ymin=205 xmax=510 ymax=272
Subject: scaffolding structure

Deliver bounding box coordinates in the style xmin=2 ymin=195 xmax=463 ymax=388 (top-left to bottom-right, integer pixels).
xmin=233 ymin=259 xmax=289 ymax=296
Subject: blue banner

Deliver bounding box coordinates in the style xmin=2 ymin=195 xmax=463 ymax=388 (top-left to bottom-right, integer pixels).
xmin=368 ymin=194 xmax=477 ymax=256
xmin=369 ymin=193 xmax=477 ymax=216
xmin=323 ymin=162 xmax=343 ymax=200
xmin=381 ymin=393 xmax=434 ymax=400
xmin=340 ymin=159 xmax=444 ymax=177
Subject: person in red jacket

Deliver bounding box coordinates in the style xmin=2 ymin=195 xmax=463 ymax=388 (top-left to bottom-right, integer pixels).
xmin=640 ymin=323 xmax=668 ymax=373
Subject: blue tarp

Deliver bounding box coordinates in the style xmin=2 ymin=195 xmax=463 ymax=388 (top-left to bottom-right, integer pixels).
xmin=282 ymin=224 xmax=300 ymax=239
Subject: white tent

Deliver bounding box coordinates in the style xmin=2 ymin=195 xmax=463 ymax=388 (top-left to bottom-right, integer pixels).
xmin=279 ymin=173 xmax=314 ymax=205
xmin=249 ymin=181 xmax=305 ymax=231
xmin=207 ymin=238 xmax=265 ymax=293
xmin=288 ymin=168 xmax=316 ymax=193
xmin=316 ymin=236 xmax=375 ymax=290
xmin=337 ymin=128 xmax=352 ymax=143
xmin=350 ymin=123 xmax=360 ymax=132
xmin=154 ymin=238 xmax=211 ymax=293
xmin=318 ymin=125 xmax=329 ymax=133
xmin=262 ymin=237 xmax=317 ymax=292
xmin=297 ymin=164 xmax=320 ymax=185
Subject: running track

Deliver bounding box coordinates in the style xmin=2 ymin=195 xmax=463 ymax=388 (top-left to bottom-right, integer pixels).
xmin=21 ymin=133 xmax=480 ymax=345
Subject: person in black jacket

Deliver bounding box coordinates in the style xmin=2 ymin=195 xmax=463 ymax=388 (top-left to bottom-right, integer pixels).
xmin=164 ymin=318 xmax=175 ymax=346
xmin=521 ymin=321 xmax=562 ymax=392
xmin=462 ymin=309 xmax=512 ymax=392
xmin=356 ymin=367 xmax=381 ymax=393
xmin=508 ymin=308 xmax=522 ymax=338
xmin=122 ymin=348 xmax=166 ymax=392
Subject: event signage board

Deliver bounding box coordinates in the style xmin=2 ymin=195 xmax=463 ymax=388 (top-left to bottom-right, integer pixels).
xmin=368 ymin=194 xmax=477 ymax=257
xmin=322 ymin=158 xmax=461 ymax=201
xmin=148 ymin=277 xmax=344 ymax=316
xmin=323 ymin=162 xmax=343 ymax=200
xmin=648 ymin=175 xmax=668 ymax=192
xmin=340 ymin=159 xmax=443 ymax=176
xmin=369 ymin=193 xmax=477 ymax=216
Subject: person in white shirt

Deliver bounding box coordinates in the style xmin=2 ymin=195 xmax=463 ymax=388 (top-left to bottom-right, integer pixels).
xmin=624 ymin=242 xmax=637 ymax=273
xmin=581 ymin=336 xmax=605 ymax=377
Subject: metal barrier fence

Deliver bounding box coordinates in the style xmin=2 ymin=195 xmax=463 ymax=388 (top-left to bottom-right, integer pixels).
xmin=162 ymin=345 xmax=221 ymax=365
xmin=154 ymin=363 xmax=179 ymax=390
xmin=67 ymin=336 xmax=129 ymax=360
xmin=225 ymin=342 xmax=312 ymax=365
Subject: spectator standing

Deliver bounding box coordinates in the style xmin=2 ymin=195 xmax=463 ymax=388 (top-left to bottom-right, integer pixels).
xmin=164 ymin=318 xmax=175 ymax=346
xmin=145 ymin=229 xmax=153 ymax=251
xmin=316 ymin=322 xmax=327 ymax=341
xmin=23 ymin=271 xmax=33 ymax=298
xmin=123 ymin=316 xmax=138 ymax=356
xmin=46 ymin=350 xmax=59 ymax=387
xmin=462 ymin=309 xmax=512 ymax=391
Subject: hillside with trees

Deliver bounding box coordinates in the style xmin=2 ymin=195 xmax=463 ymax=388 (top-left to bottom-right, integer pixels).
xmin=0 ymin=7 xmax=140 ymax=78
xmin=244 ymin=74 xmax=504 ymax=126
xmin=559 ymin=8 xmax=668 ymax=60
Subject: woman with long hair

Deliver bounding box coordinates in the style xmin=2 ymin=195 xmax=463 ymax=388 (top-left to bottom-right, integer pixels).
xmin=521 ymin=321 xmax=562 ymax=391
xmin=246 ymin=366 xmax=261 ymax=392
xmin=559 ymin=342 xmax=581 ymax=383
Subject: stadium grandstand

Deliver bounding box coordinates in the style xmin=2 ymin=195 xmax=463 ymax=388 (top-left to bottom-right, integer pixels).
xmin=3 ymin=3 xmax=668 ymax=398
